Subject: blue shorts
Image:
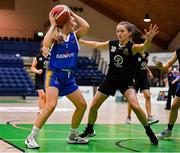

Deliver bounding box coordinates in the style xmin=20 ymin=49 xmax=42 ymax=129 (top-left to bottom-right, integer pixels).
xmin=175 ymin=83 xmax=180 ymax=97
xmin=45 ymin=70 xmax=78 ymax=97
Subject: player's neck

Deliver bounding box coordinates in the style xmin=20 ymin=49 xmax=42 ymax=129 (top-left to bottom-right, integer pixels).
xmin=61 ymin=28 xmax=70 ymax=38
xmin=119 ymin=39 xmax=129 ymax=46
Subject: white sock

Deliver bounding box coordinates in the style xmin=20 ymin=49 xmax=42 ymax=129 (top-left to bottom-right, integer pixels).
xmin=31 ymin=125 xmax=40 ymax=137
xmin=70 ymin=128 xmax=78 ymax=134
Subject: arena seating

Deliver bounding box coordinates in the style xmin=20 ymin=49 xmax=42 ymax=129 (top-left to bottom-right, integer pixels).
xmin=0 ymin=40 xmax=40 ymax=57
xmin=0 ymin=54 xmax=36 ymax=96
xmin=75 ymin=56 xmax=105 ymax=86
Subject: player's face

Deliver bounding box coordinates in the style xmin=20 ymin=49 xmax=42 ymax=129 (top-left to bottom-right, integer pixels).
xmin=116 ymin=24 xmax=131 ymax=43
xmin=66 ymin=16 xmax=77 ymax=32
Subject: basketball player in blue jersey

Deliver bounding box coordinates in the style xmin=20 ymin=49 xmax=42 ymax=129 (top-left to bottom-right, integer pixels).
xmin=126 ymin=52 xmax=159 ymax=125
xmin=25 ymin=8 xmax=90 ymax=148
xmin=79 ymin=22 xmax=159 ymax=145
xmin=154 ymin=48 xmax=180 ymax=139
xmin=31 ymin=44 xmax=50 ymax=112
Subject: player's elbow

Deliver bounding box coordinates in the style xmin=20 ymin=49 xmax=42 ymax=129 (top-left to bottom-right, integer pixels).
xmin=85 ymin=23 xmax=90 ymax=31
xmin=83 ymin=24 xmax=90 ymax=34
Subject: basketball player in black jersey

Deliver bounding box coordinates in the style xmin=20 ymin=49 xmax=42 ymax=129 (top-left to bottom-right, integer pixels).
xmin=126 ymin=52 xmax=159 ymax=125
xmin=31 ymin=45 xmax=50 ymax=112
xmin=79 ymin=22 xmax=159 ymax=145
xmin=154 ymin=48 xmax=180 ymax=139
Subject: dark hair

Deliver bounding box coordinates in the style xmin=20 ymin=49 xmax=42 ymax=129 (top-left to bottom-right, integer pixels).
xmin=118 ymin=21 xmax=145 ymax=44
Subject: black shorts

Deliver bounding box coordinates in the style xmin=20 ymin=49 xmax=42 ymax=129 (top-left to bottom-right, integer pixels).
xmin=35 ymin=77 xmax=45 ymax=90
xmin=134 ymin=76 xmax=150 ymax=92
xmin=98 ymin=76 xmax=135 ymax=96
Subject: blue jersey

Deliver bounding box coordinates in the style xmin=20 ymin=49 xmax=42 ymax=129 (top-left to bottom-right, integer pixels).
xmin=48 ymin=32 xmax=79 ymax=71
xmin=175 ymin=48 xmax=180 ymax=97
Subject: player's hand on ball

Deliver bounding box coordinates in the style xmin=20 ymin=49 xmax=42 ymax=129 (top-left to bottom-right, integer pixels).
xmin=49 ymin=11 xmax=57 ymax=27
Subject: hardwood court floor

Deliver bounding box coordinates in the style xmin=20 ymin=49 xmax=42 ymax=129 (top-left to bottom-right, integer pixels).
xmin=0 ymin=97 xmax=180 ymax=152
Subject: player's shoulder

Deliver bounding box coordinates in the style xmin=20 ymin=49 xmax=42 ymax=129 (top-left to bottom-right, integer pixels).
xmin=36 ymin=53 xmax=45 ymax=61
xmin=109 ymin=39 xmax=119 ymax=45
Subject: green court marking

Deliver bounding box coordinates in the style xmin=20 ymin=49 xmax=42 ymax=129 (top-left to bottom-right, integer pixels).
xmin=0 ymin=124 xmax=179 ymax=152
xmin=0 ymin=100 xmax=25 ymax=103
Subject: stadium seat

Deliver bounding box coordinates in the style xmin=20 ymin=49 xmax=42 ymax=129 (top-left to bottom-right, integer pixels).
xmin=0 ymin=54 xmax=36 ymax=96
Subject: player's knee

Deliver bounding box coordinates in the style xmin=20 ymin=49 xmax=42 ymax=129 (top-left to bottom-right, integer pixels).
xmin=127 ymin=94 xmax=136 ymax=102
xmin=145 ymin=93 xmax=150 ymax=100
xmin=171 ymin=103 xmax=179 ymax=111
xmin=46 ymin=103 xmax=56 ymax=112
xmin=80 ymin=102 xmax=87 ymax=111
xmin=76 ymin=102 xmax=87 ymax=112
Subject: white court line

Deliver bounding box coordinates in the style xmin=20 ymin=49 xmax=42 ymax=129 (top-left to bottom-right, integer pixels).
xmin=0 ymin=107 xmax=73 ymax=112
xmin=4 ymin=137 xmax=180 ymax=141
xmin=0 ymin=138 xmax=142 ymax=141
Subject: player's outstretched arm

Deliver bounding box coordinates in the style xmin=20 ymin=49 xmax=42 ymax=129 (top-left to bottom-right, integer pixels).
xmin=79 ymin=39 xmax=109 ymax=50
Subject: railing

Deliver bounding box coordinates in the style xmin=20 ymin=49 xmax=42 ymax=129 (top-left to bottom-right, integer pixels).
xmin=92 ymin=48 xmax=108 ymax=75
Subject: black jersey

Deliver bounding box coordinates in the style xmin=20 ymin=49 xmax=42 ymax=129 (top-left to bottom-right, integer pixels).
xmin=133 ymin=52 xmax=149 ymax=78
xmin=35 ymin=53 xmax=50 ymax=79
xmin=107 ymin=40 xmax=134 ymax=81
xmin=176 ymin=48 xmax=180 ymax=72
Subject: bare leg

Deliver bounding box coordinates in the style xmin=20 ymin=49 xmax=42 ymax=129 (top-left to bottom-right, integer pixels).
xmin=124 ymin=89 xmax=148 ymax=126
xmin=142 ymin=89 xmax=151 ymax=117
xmin=124 ymin=89 xmax=158 ymax=145
xmin=37 ymin=90 xmax=46 ymax=110
xmin=88 ymin=91 xmax=108 ymax=124
xmin=127 ymin=103 xmax=132 ymax=117
xmin=35 ymin=87 xmax=59 ymax=128
xmin=79 ymin=91 xmax=108 ymax=138
xmin=66 ymin=89 xmax=89 ymax=144
xmin=67 ymin=89 xmax=87 ymax=128
xmin=168 ymin=96 xmax=180 ymax=125
xmin=157 ymin=96 xmax=180 ymax=139
xmin=126 ymin=103 xmax=132 ymax=124
xmin=25 ymin=87 xmax=59 ymax=149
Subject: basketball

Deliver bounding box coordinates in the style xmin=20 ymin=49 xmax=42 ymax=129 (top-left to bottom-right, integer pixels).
xmin=50 ymin=5 xmax=70 ymax=26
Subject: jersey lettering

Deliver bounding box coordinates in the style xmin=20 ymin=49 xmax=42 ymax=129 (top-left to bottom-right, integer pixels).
xmin=56 ymin=53 xmax=74 ymax=59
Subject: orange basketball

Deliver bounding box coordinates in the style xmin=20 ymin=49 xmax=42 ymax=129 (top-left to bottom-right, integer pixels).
xmin=50 ymin=5 xmax=70 ymax=26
